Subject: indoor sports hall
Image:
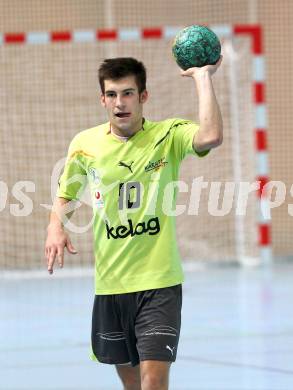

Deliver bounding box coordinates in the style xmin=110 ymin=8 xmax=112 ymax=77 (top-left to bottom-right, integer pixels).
xmin=1 ymin=1 xmax=293 ymax=389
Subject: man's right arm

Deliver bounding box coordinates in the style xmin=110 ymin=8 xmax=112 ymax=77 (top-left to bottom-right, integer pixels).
xmin=45 ymin=197 xmax=78 ymax=275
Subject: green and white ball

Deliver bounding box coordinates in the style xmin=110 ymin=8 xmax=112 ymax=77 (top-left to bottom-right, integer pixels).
xmin=172 ymin=25 xmax=221 ymax=70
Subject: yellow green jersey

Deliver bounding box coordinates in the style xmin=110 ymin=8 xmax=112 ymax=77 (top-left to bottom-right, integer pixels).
xmin=57 ymin=118 xmax=209 ymax=294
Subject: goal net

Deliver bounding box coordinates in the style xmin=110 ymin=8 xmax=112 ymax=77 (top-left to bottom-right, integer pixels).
xmin=0 ymin=26 xmax=264 ymax=270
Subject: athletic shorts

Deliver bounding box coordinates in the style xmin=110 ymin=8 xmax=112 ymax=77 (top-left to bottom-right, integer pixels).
xmin=91 ymin=284 xmax=182 ymax=367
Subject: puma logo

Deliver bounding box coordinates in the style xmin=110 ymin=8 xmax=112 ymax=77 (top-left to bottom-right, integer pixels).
xmin=166 ymin=345 xmax=175 ymax=356
xmin=118 ymin=160 xmax=134 ymax=173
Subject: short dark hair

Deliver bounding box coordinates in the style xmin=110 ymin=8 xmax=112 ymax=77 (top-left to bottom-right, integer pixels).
xmin=98 ymin=57 xmax=147 ymax=94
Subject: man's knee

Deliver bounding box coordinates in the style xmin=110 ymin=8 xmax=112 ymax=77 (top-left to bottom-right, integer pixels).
xmin=115 ymin=364 xmax=141 ymax=390
xmin=140 ymin=361 xmax=170 ymax=390
xmin=141 ymin=372 xmax=168 ymax=390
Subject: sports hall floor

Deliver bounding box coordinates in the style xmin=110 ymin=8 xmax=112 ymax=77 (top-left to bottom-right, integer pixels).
xmin=1 ymin=262 xmax=293 ymax=390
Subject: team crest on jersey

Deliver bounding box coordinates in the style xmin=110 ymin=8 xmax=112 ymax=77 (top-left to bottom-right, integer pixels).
xmin=94 ymin=189 xmax=104 ymax=208
xmin=145 ymin=157 xmax=168 ymax=172
xmin=88 ymin=167 xmax=101 ymax=184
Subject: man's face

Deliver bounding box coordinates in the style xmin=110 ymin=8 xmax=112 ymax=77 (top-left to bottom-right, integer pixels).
xmin=100 ymin=76 xmax=148 ymax=136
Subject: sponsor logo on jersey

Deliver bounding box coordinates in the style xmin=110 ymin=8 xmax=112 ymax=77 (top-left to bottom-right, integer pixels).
xmin=105 ymin=217 xmax=160 ymax=239
xmin=118 ymin=160 xmax=134 ymax=173
xmin=94 ymin=189 xmax=104 ymax=208
xmin=145 ymin=157 xmax=168 ymax=172
xmin=88 ymin=167 xmax=101 ymax=184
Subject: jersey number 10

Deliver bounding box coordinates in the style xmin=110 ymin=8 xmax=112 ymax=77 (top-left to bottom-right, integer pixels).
xmin=118 ymin=182 xmax=141 ymax=210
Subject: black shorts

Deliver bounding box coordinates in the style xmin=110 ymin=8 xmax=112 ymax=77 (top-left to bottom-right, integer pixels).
xmin=91 ymin=284 xmax=182 ymax=367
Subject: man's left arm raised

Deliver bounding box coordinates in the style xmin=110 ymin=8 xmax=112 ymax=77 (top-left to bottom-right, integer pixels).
xmin=181 ymin=56 xmax=223 ymax=153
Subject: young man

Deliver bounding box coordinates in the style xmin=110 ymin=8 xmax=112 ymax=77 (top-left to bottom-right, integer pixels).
xmin=45 ymin=56 xmax=223 ymax=390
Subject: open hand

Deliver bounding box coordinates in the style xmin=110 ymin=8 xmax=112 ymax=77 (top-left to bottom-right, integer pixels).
xmin=45 ymin=225 xmax=77 ymax=274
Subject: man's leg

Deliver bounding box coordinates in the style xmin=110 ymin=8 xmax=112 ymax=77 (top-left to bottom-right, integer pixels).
xmin=115 ymin=364 xmax=141 ymax=390
xmin=133 ymin=285 xmax=182 ymax=390
xmin=140 ymin=360 xmax=171 ymax=390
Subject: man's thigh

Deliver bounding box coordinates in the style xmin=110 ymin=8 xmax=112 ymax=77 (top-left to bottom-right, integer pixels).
xmin=135 ymin=284 xmax=182 ymax=362
xmin=91 ymin=294 xmax=132 ymax=365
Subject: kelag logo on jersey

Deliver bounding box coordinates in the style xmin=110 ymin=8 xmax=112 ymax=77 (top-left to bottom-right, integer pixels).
xmin=105 ymin=217 xmax=160 ymax=239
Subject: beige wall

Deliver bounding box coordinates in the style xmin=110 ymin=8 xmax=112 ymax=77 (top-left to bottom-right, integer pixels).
xmin=260 ymin=0 xmax=293 ymax=256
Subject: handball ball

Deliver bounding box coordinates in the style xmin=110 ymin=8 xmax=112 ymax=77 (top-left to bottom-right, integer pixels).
xmin=172 ymin=25 xmax=221 ymax=70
